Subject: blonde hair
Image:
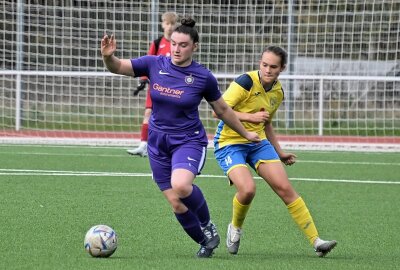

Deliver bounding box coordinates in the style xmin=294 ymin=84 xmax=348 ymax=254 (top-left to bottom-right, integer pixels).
xmin=162 ymin=12 xmax=179 ymax=24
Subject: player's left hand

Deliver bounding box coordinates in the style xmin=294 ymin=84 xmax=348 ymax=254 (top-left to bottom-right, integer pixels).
xmin=249 ymin=111 xmax=270 ymax=123
xmin=280 ymin=152 xmax=297 ymax=166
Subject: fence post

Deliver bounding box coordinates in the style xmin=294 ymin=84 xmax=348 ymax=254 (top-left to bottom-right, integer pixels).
xmin=318 ymin=78 xmax=324 ymax=136
xmin=15 ymin=0 xmax=24 ymax=131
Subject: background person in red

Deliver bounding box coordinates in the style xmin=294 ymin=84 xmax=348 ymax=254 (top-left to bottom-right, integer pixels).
xmin=127 ymin=12 xmax=179 ymax=157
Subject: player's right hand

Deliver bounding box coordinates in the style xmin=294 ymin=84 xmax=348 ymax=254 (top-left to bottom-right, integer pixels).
xmin=133 ymin=79 xmax=149 ymax=96
xmin=279 ymin=152 xmax=297 ymax=166
xmin=101 ymin=33 xmax=116 ymax=57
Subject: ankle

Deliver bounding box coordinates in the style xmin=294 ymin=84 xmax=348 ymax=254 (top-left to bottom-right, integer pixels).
xmin=139 ymin=141 xmax=147 ymax=148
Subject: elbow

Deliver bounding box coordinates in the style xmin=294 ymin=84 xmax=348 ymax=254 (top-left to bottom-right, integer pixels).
xmin=103 ymin=63 xmax=117 ymax=74
xmin=212 ymin=111 xmax=220 ymax=119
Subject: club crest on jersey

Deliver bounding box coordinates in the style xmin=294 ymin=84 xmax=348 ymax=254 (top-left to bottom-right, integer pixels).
xmin=185 ymin=74 xmax=194 ymax=84
xmin=270 ymin=97 xmax=278 ymax=107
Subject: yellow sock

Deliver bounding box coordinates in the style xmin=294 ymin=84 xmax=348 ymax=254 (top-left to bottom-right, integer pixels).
xmin=232 ymin=195 xmax=251 ymax=229
xmin=287 ymin=197 xmax=319 ymax=245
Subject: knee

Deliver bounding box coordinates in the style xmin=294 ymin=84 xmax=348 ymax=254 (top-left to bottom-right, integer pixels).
xmin=164 ymin=194 xmax=186 ymax=212
xmin=238 ymin=184 xmax=256 ymax=202
xmin=171 ymin=182 xmax=191 ymax=198
xmin=170 ymin=199 xmax=186 ymax=213
xmin=275 ymin=183 xmax=297 ymax=202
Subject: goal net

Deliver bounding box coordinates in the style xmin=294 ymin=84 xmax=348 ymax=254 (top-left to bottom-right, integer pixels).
xmin=1 ymin=0 xmax=399 ymax=151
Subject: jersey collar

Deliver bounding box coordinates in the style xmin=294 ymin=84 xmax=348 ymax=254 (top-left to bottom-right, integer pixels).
xmin=258 ymin=70 xmax=277 ymax=92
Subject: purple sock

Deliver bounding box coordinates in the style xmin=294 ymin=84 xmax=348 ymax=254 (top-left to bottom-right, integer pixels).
xmin=175 ymin=210 xmax=207 ymax=245
xmin=180 ymin=185 xmax=211 ymax=228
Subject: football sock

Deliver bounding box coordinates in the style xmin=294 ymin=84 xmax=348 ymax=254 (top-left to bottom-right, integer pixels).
xmin=180 ymin=185 xmax=210 ymax=228
xmin=141 ymin=123 xmax=148 ymax=141
xmin=175 ymin=210 xmax=207 ymax=245
xmin=232 ymin=195 xmax=251 ymax=229
xmin=287 ymin=197 xmax=319 ymax=245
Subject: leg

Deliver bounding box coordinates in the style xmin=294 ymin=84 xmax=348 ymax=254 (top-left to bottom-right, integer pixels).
xmin=257 ymin=162 xmax=299 ymax=204
xmin=162 ymin=188 xmax=207 ymax=246
xmin=257 ymin=162 xmax=337 ymax=256
xmin=166 ymin=137 xmax=219 ymax=257
xmin=258 ymin=162 xmax=317 ymax=240
xmin=171 ymin=168 xmax=219 ymax=258
xmin=147 ymin=132 xmax=209 ymax=256
xmin=127 ymin=89 xmax=152 ymax=156
xmin=141 ymin=107 xmax=151 ymax=141
xmin=226 ymin=166 xmax=256 ymax=254
xmin=141 ymin=87 xmax=152 ymax=144
xmin=171 ymin=142 xmax=212 ymax=227
xmin=214 ymin=144 xmax=255 ymax=255
xmin=228 ymin=166 xmax=255 ymax=229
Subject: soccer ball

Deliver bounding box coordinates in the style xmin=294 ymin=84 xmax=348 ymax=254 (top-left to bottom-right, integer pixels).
xmin=84 ymin=224 xmax=118 ymax=257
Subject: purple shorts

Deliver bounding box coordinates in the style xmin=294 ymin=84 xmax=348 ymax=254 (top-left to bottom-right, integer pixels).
xmin=147 ymin=128 xmax=208 ymax=191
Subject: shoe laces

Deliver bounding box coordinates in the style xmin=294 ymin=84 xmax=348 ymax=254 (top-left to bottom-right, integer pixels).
xmin=229 ymin=225 xmax=242 ymax=242
xmin=203 ymin=223 xmax=217 ymax=239
xmin=198 ymin=246 xmax=207 ymax=254
xmin=313 ymin=238 xmax=326 ymax=251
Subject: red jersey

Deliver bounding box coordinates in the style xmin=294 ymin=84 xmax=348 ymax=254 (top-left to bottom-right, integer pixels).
xmin=148 ymin=36 xmax=171 ymax=57
xmin=141 ymin=36 xmax=171 ymax=82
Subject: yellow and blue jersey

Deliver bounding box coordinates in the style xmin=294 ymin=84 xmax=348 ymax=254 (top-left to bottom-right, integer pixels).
xmin=214 ymin=70 xmax=284 ymax=150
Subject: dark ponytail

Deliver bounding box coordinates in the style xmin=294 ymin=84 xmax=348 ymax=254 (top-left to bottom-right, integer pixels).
xmin=173 ymin=17 xmax=199 ymax=43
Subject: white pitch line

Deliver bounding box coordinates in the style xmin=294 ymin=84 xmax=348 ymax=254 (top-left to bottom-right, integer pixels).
xmin=297 ymin=160 xmax=400 ymax=166
xmin=0 ymin=169 xmax=399 ymax=185
xmin=1 ymin=151 xmax=399 ymax=166
xmin=0 ymin=173 xmax=150 ymax=177
xmin=200 ymin=174 xmax=399 ymax=185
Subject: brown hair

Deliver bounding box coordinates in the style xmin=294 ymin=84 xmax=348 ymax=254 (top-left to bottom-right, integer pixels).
xmin=262 ymin=46 xmax=288 ymax=67
xmin=173 ymin=17 xmax=199 ymax=43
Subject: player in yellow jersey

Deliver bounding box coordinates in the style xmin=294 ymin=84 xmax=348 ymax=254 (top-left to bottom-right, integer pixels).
xmin=213 ymin=46 xmax=337 ymax=257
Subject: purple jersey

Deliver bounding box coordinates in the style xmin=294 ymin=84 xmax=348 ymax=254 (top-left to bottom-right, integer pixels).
xmin=131 ymin=56 xmax=221 ymax=134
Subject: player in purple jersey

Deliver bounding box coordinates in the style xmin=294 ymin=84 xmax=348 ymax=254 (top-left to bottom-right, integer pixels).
xmin=101 ymin=17 xmax=260 ymax=258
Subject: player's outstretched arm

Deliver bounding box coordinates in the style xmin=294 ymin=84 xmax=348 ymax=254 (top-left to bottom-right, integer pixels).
xmin=101 ymin=33 xmax=134 ymax=77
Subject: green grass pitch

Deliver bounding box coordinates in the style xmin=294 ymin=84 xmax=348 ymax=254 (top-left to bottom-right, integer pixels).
xmin=0 ymin=144 xmax=399 ymax=270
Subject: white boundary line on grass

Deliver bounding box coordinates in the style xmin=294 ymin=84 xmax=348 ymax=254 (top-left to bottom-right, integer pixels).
xmin=0 ymin=169 xmax=398 ymax=185
xmin=2 ymin=144 xmax=399 ymax=167
xmin=1 ymin=138 xmax=400 ymax=152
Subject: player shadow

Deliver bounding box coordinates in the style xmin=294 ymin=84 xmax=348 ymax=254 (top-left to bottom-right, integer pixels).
xmin=209 ymin=249 xmax=347 ymax=261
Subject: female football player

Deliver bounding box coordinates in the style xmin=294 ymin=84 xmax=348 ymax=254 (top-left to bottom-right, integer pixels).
xmin=101 ymin=17 xmax=260 ymax=258
xmin=213 ymin=45 xmax=337 ymax=257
